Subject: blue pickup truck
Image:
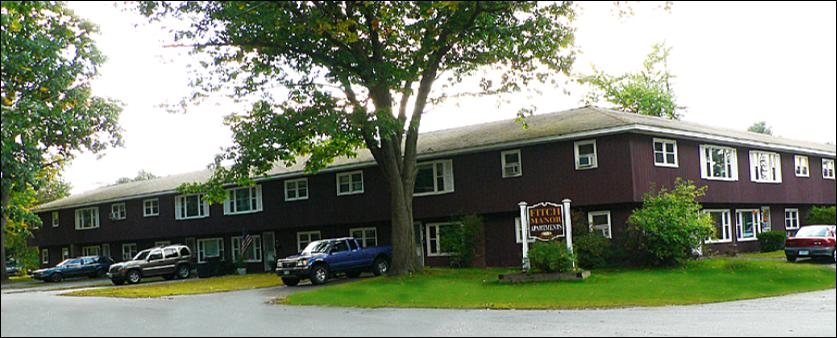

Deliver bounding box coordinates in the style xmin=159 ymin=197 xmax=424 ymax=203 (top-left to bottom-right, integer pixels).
xmin=275 ymin=237 xmax=392 ymax=286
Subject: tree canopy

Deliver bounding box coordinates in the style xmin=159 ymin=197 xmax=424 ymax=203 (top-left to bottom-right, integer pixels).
xmin=114 ymin=170 xmax=159 ymax=185
xmin=1 ymin=1 xmax=123 ymax=279
xmin=747 ymin=121 xmax=773 ymax=135
xmin=138 ymin=1 xmax=577 ymax=273
xmin=578 ymin=42 xmax=684 ymax=119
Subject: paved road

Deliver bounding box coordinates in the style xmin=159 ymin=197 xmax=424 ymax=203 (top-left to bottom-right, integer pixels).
xmin=2 ymin=284 xmax=835 ymax=337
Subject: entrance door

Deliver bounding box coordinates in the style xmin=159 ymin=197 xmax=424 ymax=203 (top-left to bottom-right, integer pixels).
xmin=263 ymin=232 xmax=276 ymax=272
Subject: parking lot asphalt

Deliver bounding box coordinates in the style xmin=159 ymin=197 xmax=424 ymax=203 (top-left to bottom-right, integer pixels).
xmin=2 ymin=279 xmax=835 ymax=337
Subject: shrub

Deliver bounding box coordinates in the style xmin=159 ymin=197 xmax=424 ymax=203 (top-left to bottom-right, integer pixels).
xmin=528 ymin=241 xmax=575 ymax=273
xmin=757 ymin=231 xmax=787 ymax=252
xmin=625 ymin=178 xmax=714 ymax=267
xmin=574 ymin=234 xmax=612 ymax=269
xmin=806 ymin=206 xmax=836 ymax=224
xmin=440 ymin=214 xmax=482 ymax=268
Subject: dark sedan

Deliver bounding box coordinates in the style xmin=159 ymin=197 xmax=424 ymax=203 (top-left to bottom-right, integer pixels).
xmin=785 ymin=225 xmax=836 ymax=263
xmin=31 ymin=256 xmax=114 ymax=282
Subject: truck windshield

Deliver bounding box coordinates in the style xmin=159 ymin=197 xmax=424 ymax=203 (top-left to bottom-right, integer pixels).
xmin=301 ymin=241 xmax=330 ymax=255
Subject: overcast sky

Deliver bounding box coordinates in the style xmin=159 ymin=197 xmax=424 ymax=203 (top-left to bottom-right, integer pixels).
xmin=62 ymin=1 xmax=837 ymax=195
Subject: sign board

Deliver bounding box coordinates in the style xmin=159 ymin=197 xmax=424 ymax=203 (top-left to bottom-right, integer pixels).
xmin=527 ymin=202 xmax=565 ymax=241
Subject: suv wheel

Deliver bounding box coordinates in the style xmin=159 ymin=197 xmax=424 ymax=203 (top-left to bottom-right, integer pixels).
xmin=372 ymin=258 xmax=389 ymax=276
xmin=310 ymin=265 xmax=329 ymax=285
xmin=176 ymin=264 xmax=191 ymax=279
xmin=127 ymin=270 xmax=142 ymax=284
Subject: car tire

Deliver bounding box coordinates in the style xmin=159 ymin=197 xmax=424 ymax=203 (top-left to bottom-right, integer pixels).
xmin=372 ymin=257 xmax=389 ymax=276
xmin=176 ymin=264 xmax=191 ymax=279
xmin=126 ymin=270 xmax=142 ymax=285
xmin=111 ymin=279 xmax=125 ymax=286
xmin=346 ymin=271 xmax=361 ymax=279
xmin=786 ymin=255 xmax=797 ymax=263
xmin=282 ymin=277 xmax=300 ymax=287
xmin=310 ymin=265 xmax=329 ymax=285
xmin=51 ymin=273 xmax=63 ymax=283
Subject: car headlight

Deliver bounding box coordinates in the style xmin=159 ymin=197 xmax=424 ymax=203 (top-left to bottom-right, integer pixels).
xmin=297 ymin=259 xmax=308 ymax=267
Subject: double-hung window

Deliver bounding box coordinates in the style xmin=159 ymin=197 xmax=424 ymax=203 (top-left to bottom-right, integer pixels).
xmin=426 ymin=223 xmax=459 ymax=257
xmin=122 ymin=243 xmax=138 ymax=261
xmin=51 ymin=211 xmax=59 ymax=227
xmin=823 ymin=159 xmax=835 ymax=180
xmin=337 ymin=171 xmax=364 ymax=196
xmin=794 ymin=156 xmax=809 ymax=177
xmin=501 ymin=150 xmax=522 ymax=177
xmin=749 ymin=151 xmax=782 ymax=183
xmin=414 ymin=160 xmax=454 ymax=196
xmin=143 ymin=198 xmax=159 ymax=217
xmin=700 ymin=145 xmax=738 ymax=181
xmin=285 ymin=178 xmax=309 ymax=201
xmin=232 ymin=235 xmax=263 ymax=263
xmin=197 ymin=238 xmax=224 ymax=263
xmin=110 ymin=203 xmax=127 ymax=220
xmin=784 ymin=209 xmax=800 ymax=230
xmin=574 ymin=140 xmax=598 ymax=170
xmin=736 ymin=209 xmax=762 ymax=242
xmin=224 ymin=185 xmax=263 ymax=215
xmin=703 ymin=209 xmax=732 ymax=243
xmin=297 ymin=231 xmax=321 ymax=252
xmin=75 ymin=207 xmax=100 ymax=230
xmin=653 ymin=138 xmax=678 ymax=167
xmin=82 ymin=245 xmax=100 ymax=257
xmin=41 ymin=249 xmax=49 ymax=265
xmin=175 ymin=194 xmax=209 ymax=220
xmin=350 ymin=227 xmax=378 ymax=248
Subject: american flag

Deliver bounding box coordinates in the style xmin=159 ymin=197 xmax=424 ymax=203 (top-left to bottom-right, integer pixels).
xmin=240 ymin=230 xmax=254 ymax=260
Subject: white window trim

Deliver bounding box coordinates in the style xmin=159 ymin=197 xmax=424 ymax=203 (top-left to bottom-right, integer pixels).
xmin=82 ymin=245 xmax=100 ymax=257
xmin=232 ymin=235 xmax=263 ymax=263
xmin=51 ymin=211 xmax=59 ymax=227
xmin=587 ymin=210 xmax=613 ymax=239
xmin=61 ymin=248 xmax=70 ymax=260
xmin=735 ymin=209 xmax=762 ymax=242
xmin=823 ymin=159 xmax=836 ymax=180
xmin=224 ymin=185 xmax=263 ymax=215
xmin=143 ymin=198 xmax=159 ymax=217
xmin=74 ymin=207 xmax=100 ymax=230
xmin=653 ymin=138 xmax=679 ymax=168
xmin=514 ymin=218 xmax=536 ymax=244
xmin=336 ymin=171 xmax=365 ymax=196
xmin=42 ymin=249 xmax=49 ymax=265
xmin=784 ymin=208 xmax=800 ymax=230
xmin=197 ymin=238 xmax=225 ymax=263
xmin=349 ymin=227 xmax=378 ymax=248
xmin=122 ymin=243 xmax=138 ymax=261
xmin=794 ymin=155 xmax=810 ymax=178
xmin=703 ymin=209 xmax=733 ymax=244
xmin=501 ymin=149 xmax=523 ymax=178
xmin=110 ymin=203 xmax=127 ymax=221
xmin=175 ymin=194 xmax=210 ymax=220
xmin=749 ymin=150 xmax=782 ymax=183
xmin=699 ymin=144 xmax=739 ymax=181
xmin=414 ymin=159 xmax=455 ymax=197
xmin=574 ymin=139 xmax=598 ymax=170
xmin=425 ymin=222 xmax=460 ymax=257
xmin=297 ymin=231 xmax=322 ymax=252
xmin=284 ymin=178 xmax=309 ymax=201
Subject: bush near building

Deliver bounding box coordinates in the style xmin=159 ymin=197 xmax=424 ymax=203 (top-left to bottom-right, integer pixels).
xmin=528 ymin=241 xmax=575 ymax=273
xmin=757 ymin=231 xmax=786 ymax=252
xmin=626 ymin=179 xmax=714 ymax=267
xmin=806 ymin=206 xmax=836 ymax=224
xmin=574 ymin=234 xmax=612 ymax=269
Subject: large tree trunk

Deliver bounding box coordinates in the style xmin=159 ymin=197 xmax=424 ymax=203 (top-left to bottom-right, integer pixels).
xmin=388 ymin=172 xmax=421 ymax=275
xmin=1 ymin=189 xmax=9 ymax=282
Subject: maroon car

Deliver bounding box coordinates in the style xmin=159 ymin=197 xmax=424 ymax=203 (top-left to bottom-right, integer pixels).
xmin=785 ymin=225 xmax=836 ymax=263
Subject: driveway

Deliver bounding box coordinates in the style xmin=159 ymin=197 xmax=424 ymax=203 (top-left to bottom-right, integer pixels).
xmin=2 ymin=284 xmax=835 ymax=337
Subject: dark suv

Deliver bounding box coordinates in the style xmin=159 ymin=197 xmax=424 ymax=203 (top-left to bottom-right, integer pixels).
xmin=107 ymin=244 xmax=193 ymax=285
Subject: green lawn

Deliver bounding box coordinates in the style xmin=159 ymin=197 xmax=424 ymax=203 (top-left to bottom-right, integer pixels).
xmin=738 ymin=250 xmax=786 ymax=259
xmin=281 ymin=259 xmax=836 ymax=309
xmin=63 ymin=273 xmax=282 ymax=298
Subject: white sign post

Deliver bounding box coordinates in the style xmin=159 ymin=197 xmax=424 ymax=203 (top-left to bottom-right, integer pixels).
xmin=563 ymin=198 xmax=575 ymax=269
xmin=519 ymin=199 xmax=574 ymax=272
xmin=518 ymin=201 xmax=530 ymax=271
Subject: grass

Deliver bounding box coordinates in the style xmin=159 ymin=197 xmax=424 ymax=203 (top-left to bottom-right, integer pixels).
xmin=62 ymin=273 xmax=283 ymax=298
xmin=281 ymin=259 xmax=836 ymax=309
xmin=738 ymin=250 xmax=786 ymax=259
xmin=5 ymin=276 xmax=33 ymax=284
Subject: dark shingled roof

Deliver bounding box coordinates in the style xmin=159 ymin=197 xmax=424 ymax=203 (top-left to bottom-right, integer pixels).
xmin=35 ymin=106 xmax=836 ymax=212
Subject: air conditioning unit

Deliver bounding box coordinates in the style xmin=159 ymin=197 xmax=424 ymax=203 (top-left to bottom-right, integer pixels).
xmin=578 ymin=154 xmax=594 ymax=167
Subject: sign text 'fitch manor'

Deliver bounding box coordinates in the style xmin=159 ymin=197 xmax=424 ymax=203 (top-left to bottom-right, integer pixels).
xmin=527 ymin=202 xmax=565 ymax=241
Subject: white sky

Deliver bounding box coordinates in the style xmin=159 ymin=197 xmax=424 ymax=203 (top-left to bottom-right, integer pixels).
xmin=63 ymin=1 xmax=836 ymax=195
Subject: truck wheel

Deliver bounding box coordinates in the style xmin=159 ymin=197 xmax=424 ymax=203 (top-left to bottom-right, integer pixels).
xmin=127 ymin=270 xmax=142 ymax=284
xmin=176 ymin=264 xmax=191 ymax=279
xmin=786 ymin=255 xmax=797 ymax=263
xmin=372 ymin=258 xmax=389 ymax=276
xmin=281 ymin=277 xmax=300 ymax=286
xmin=310 ymin=265 xmax=329 ymax=285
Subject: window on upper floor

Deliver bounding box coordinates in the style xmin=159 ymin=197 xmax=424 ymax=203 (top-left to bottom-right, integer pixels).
xmin=110 ymin=203 xmax=127 ymax=220
xmin=143 ymin=198 xmax=159 ymax=217
xmin=823 ymin=159 xmax=835 ymax=180
xmin=700 ymin=145 xmax=738 ymax=181
xmin=574 ymin=140 xmax=598 ymax=170
xmin=224 ymin=185 xmax=262 ymax=215
xmin=749 ymin=151 xmax=782 ymax=183
xmin=51 ymin=211 xmax=59 ymax=227
xmin=337 ymin=171 xmax=364 ymax=196
xmin=653 ymin=138 xmax=678 ymax=167
xmin=75 ymin=207 xmax=100 ymax=230
xmin=414 ymin=160 xmax=454 ymax=196
xmin=285 ymin=178 xmax=309 ymax=201
xmin=794 ymin=156 xmax=809 ymax=177
xmin=175 ymin=194 xmax=209 ymax=220
xmin=501 ymin=150 xmax=522 ymax=177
